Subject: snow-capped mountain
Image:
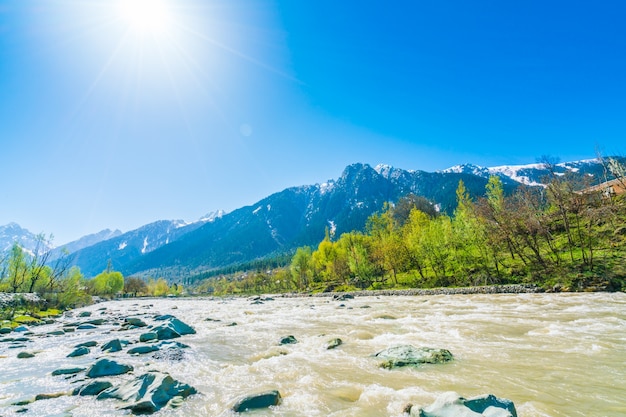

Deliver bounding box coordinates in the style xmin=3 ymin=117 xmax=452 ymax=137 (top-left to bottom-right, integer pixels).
xmin=440 ymin=159 xmax=603 ymax=187
xmin=5 ymin=157 xmax=619 ymax=280
xmin=68 ymin=212 xmax=226 ymax=277
xmin=0 ymin=222 xmax=54 ymax=255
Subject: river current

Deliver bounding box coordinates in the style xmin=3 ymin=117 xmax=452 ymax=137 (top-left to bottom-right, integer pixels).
xmin=1 ymin=293 xmax=625 ymax=416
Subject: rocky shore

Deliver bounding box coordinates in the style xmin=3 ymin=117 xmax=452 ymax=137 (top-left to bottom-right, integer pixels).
xmin=0 ymin=292 xmax=43 ymax=308
xmin=279 ymin=283 xmax=543 ymax=298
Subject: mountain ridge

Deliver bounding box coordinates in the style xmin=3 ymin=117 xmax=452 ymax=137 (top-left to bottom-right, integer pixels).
xmin=3 ymin=157 xmax=620 ymax=279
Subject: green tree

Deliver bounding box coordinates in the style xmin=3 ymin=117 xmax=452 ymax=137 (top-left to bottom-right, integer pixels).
xmin=92 ymin=270 xmax=124 ymax=296
xmin=291 ymin=247 xmax=313 ymax=290
xmin=124 ymin=277 xmax=148 ymax=296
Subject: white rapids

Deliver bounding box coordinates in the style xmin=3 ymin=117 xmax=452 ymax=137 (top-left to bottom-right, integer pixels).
xmin=1 ymin=292 xmax=625 ymax=416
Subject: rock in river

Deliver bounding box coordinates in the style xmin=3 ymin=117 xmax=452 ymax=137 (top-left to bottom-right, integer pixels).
xmin=67 ymin=346 xmax=90 ymax=357
xmin=409 ymin=392 xmax=517 ymax=417
xmin=153 ymin=317 xmax=196 ymax=340
xmin=232 ymin=390 xmax=282 ymax=412
xmin=86 ymin=359 xmax=133 ymax=378
xmin=373 ymin=345 xmax=453 ymax=369
xmin=97 ymin=371 xmax=197 ymax=414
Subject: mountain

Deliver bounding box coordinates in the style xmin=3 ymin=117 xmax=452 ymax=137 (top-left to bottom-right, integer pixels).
xmin=119 ymin=163 xmax=524 ymax=279
xmin=8 ymin=158 xmax=617 ymax=280
xmin=68 ymin=212 xmax=225 ymax=277
xmin=440 ymin=158 xmax=607 ymax=187
xmin=0 ymin=222 xmax=54 ymax=255
xmin=48 ymin=229 xmax=122 ymax=260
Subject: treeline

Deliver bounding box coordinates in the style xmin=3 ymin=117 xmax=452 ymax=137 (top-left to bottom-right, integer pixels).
xmin=202 ymin=158 xmax=626 ymax=295
xmin=0 ymin=237 xmax=184 ymax=310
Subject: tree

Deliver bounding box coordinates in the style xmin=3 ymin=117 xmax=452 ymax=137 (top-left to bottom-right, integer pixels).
xmin=124 ymin=277 xmax=148 ymax=296
xmin=92 ymin=270 xmax=125 ymax=296
xmin=6 ymin=244 xmax=28 ymax=293
xmin=290 ymin=247 xmax=313 ymax=290
xmin=391 ymin=194 xmax=438 ymax=226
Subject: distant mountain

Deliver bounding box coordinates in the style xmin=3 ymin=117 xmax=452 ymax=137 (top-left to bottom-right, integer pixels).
xmin=121 ymin=163 xmax=525 ymax=279
xmin=6 ymin=158 xmax=618 ymax=281
xmin=48 ymin=229 xmax=123 ymax=261
xmin=0 ymin=222 xmax=53 ymax=255
xmin=440 ymin=158 xmax=607 ymax=187
xmin=68 ymin=212 xmax=225 ymax=277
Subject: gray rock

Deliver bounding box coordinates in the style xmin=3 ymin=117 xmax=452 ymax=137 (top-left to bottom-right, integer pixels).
xmin=279 ymin=335 xmax=297 ymax=345
xmin=17 ymin=351 xmax=35 ymax=359
xmin=75 ymin=341 xmax=98 ymax=348
xmin=153 ymin=318 xmax=195 ymax=340
xmin=51 ymin=367 xmax=85 ymax=376
xmin=78 ymin=311 xmax=92 ymax=317
xmin=77 ymin=324 xmax=97 ymax=330
xmin=47 ymin=330 xmax=65 ymax=336
xmin=86 ymin=359 xmax=133 ymax=378
xmin=232 ymin=390 xmax=282 ymax=412
xmin=128 ymin=345 xmax=160 ymax=355
xmin=73 ymin=380 xmax=113 ymax=396
xmin=126 ymin=317 xmax=148 ymax=327
xmin=101 ymin=339 xmax=123 ymax=352
xmin=83 ymin=319 xmax=105 ymax=326
xmin=67 ymin=346 xmax=90 ymax=357
xmin=97 ymin=371 xmax=196 ymax=414
xmin=0 ymin=327 xmax=12 ymax=334
xmin=139 ymin=332 xmax=158 ymax=343
xmin=326 ymin=338 xmax=343 ymax=350
xmin=374 ymin=345 xmax=453 ymax=369
xmin=410 ymin=392 xmax=517 ymax=417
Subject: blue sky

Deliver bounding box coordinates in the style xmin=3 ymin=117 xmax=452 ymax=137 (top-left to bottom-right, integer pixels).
xmin=1 ymin=0 xmax=625 ymax=245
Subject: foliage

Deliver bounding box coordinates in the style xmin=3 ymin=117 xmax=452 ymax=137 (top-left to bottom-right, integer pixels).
xmin=91 ymin=270 xmax=125 ymax=296
xmin=196 ymin=165 xmax=626 ymax=295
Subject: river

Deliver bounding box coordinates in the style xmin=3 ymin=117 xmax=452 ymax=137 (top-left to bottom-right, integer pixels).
xmin=1 ymin=292 xmax=625 ymax=416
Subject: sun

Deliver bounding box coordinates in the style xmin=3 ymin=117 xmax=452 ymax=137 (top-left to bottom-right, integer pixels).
xmin=117 ymin=0 xmax=172 ymax=35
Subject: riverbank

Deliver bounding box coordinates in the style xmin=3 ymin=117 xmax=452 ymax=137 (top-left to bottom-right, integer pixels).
xmin=280 ymin=283 xmax=544 ymax=298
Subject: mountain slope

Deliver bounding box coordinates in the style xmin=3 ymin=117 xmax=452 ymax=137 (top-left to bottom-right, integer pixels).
xmin=48 ymin=229 xmax=122 ymax=261
xmin=0 ymin=223 xmax=53 ymax=255
xmin=123 ymin=163 xmax=521 ymax=278
xmin=69 ymin=214 xmax=223 ymax=277
xmin=63 ymin=158 xmax=622 ymax=279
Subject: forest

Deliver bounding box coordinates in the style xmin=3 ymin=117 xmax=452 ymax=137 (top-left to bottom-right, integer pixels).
xmin=198 ymin=158 xmax=626 ymax=295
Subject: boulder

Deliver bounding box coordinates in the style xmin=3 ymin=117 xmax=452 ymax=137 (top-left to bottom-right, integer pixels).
xmin=101 ymin=339 xmax=123 ymax=353
xmin=279 ymin=335 xmax=297 ymax=345
xmin=373 ymin=345 xmax=453 ymax=369
xmin=84 ymin=319 xmax=105 ymax=326
xmin=13 ymin=326 xmax=29 ymax=332
xmin=78 ymin=311 xmax=92 ymax=317
xmin=86 ymin=359 xmax=133 ymax=378
xmin=153 ymin=318 xmax=195 ymax=341
xmin=17 ymin=351 xmax=35 ymax=359
xmin=125 ymin=317 xmax=148 ymax=327
xmin=75 ymin=341 xmax=98 ymax=348
xmin=67 ymin=346 xmax=90 ymax=357
xmin=77 ymin=324 xmax=97 ymax=330
xmin=97 ymin=371 xmax=196 ymax=414
xmin=326 ymin=338 xmax=343 ymax=350
xmin=128 ymin=345 xmax=160 ymax=355
xmin=409 ymin=392 xmax=517 ymax=417
xmin=232 ymin=390 xmax=282 ymax=412
xmin=52 ymin=367 xmax=85 ymax=376
xmin=73 ymin=380 xmax=113 ymax=396
xmin=139 ymin=332 xmax=158 ymax=343
xmin=0 ymin=327 xmax=11 ymax=334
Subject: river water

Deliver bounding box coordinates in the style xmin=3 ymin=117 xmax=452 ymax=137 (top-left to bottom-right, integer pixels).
xmin=1 ymin=293 xmax=625 ymax=416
